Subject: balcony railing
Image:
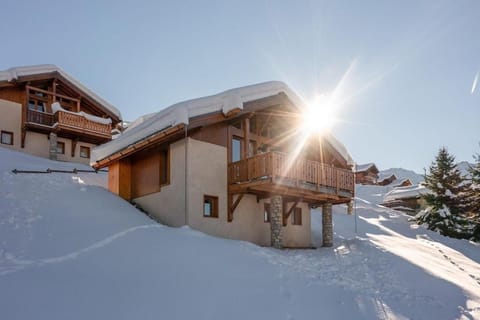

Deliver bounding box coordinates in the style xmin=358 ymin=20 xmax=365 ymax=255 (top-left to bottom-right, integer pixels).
xmin=229 ymin=151 xmax=355 ymax=195
xmin=27 ymin=109 xmax=55 ymax=126
xmin=26 ymin=109 xmax=111 ymax=137
xmin=55 ymin=111 xmax=111 ymax=136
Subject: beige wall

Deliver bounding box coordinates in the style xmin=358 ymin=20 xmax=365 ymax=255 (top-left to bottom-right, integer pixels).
xmin=0 ymin=99 xmax=22 ymax=150
xmin=186 ymin=138 xmax=312 ymax=248
xmin=131 ymin=137 xmax=312 ymax=248
xmin=133 ymin=139 xmax=186 ymax=227
xmin=0 ymin=98 xmax=95 ymax=165
xmin=56 ymin=138 xmax=96 ymax=165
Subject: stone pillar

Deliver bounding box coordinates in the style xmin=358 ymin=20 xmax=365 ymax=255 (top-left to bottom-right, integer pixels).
xmin=49 ymin=132 xmax=58 ymax=161
xmin=270 ymin=195 xmax=283 ymax=249
xmin=322 ymin=203 xmax=333 ymax=247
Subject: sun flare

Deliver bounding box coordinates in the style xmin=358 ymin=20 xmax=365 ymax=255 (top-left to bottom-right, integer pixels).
xmin=302 ymin=94 xmax=338 ymax=136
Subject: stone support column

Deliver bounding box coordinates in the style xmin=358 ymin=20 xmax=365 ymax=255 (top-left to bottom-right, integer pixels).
xmin=322 ymin=203 xmax=333 ymax=247
xmin=49 ymin=132 xmax=58 ymax=161
xmin=270 ymin=195 xmax=283 ymax=249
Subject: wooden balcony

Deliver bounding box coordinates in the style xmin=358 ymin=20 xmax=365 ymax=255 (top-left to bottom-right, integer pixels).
xmin=25 ymin=109 xmax=112 ymax=142
xmin=229 ymin=152 xmax=354 ymax=204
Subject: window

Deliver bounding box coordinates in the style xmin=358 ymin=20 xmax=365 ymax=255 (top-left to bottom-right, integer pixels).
xmin=231 ymin=137 xmax=242 ymax=162
xmin=56 ymin=142 xmax=65 ymax=154
xmin=80 ymin=146 xmax=90 ymax=158
xmin=203 ymin=195 xmax=218 ymax=218
xmin=264 ymin=203 xmax=271 ymax=223
xmin=28 ymin=99 xmax=46 ymax=112
xmin=0 ymin=131 xmax=13 ymax=145
xmin=292 ymin=207 xmax=302 ymax=225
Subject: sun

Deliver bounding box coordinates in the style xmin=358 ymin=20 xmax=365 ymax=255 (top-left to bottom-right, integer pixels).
xmin=302 ymin=94 xmax=338 ymax=136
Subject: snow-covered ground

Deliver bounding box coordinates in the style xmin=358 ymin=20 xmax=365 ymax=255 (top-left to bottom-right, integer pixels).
xmin=0 ymin=148 xmax=479 ymax=319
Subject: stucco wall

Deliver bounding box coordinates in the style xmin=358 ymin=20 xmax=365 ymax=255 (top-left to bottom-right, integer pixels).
xmin=186 ymin=138 xmax=312 ymax=248
xmin=133 ymin=139 xmax=186 ymax=227
xmin=0 ymin=99 xmax=22 ymax=150
xmin=56 ymin=138 xmax=96 ymax=165
xmin=131 ymin=137 xmax=312 ymax=247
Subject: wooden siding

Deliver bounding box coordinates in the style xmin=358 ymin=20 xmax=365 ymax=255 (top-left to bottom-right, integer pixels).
xmin=130 ymin=146 xmax=169 ymax=199
xmin=190 ymin=123 xmax=228 ymax=147
xmin=108 ymin=158 xmax=132 ymax=200
xmin=0 ymin=86 xmax=25 ymax=104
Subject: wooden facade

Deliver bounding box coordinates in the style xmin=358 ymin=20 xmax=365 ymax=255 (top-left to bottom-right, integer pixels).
xmin=355 ymin=164 xmax=379 ymax=185
xmin=100 ymin=93 xmax=354 ymax=208
xmin=378 ymin=174 xmax=397 ymax=186
xmin=94 ymin=87 xmax=355 ymax=248
xmin=0 ymin=69 xmax=121 ymax=160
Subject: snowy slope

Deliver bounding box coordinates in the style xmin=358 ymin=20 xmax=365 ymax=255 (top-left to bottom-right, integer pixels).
xmin=0 ymin=148 xmax=479 ymax=319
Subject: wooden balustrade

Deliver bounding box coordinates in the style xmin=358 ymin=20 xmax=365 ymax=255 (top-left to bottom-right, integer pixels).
xmin=55 ymin=111 xmax=111 ymax=135
xmin=229 ymin=151 xmax=355 ymax=195
xmin=26 ymin=109 xmax=111 ymax=137
xmin=26 ymin=109 xmax=54 ymax=126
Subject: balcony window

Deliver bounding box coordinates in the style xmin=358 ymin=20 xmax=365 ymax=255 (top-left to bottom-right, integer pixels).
xmin=1 ymin=131 xmax=13 ymax=145
xmin=28 ymin=99 xmax=45 ymax=112
xmin=231 ymin=137 xmax=242 ymax=162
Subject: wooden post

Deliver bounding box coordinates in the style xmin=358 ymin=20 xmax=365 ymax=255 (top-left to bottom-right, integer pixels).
xmin=243 ymin=117 xmax=250 ymax=159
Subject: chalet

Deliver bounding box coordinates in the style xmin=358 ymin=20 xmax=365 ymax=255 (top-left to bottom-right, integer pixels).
xmin=381 ymin=184 xmax=428 ymax=214
xmin=393 ymin=178 xmax=413 ymax=187
xmin=355 ymin=163 xmax=379 ymax=185
xmin=377 ymin=174 xmax=397 ymax=186
xmin=91 ymin=81 xmax=355 ymax=249
xmin=0 ymin=65 xmax=122 ymax=164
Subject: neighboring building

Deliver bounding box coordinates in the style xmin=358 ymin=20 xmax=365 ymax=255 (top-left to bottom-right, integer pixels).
xmin=393 ymin=178 xmax=413 ymax=187
xmin=91 ymin=81 xmax=355 ymax=248
xmin=378 ymin=174 xmax=397 ymax=186
xmin=381 ymin=184 xmax=428 ymax=214
xmin=355 ymin=163 xmax=379 ymax=185
xmin=0 ymin=65 xmax=122 ymax=164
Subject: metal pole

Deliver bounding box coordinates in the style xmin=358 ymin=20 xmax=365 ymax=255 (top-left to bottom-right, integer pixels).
xmin=354 ymin=197 xmax=358 ymax=234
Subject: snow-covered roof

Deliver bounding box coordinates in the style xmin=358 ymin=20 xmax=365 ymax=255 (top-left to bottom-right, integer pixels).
xmin=0 ymin=64 xmax=121 ymax=120
xmin=383 ymin=185 xmax=429 ymax=202
xmin=355 ymin=163 xmax=378 ymax=173
xmin=92 ymin=81 xmax=354 ymax=166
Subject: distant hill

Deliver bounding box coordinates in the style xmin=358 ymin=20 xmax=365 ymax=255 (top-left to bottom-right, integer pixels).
xmin=457 ymin=161 xmax=474 ymax=177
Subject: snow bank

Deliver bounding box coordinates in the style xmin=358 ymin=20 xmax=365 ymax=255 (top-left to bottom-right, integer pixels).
xmin=0 ymin=65 xmax=121 ymax=120
xmin=92 ymin=81 xmax=354 ymax=166
xmin=1 ymin=147 xmax=479 ymax=319
xmin=383 ymin=184 xmax=429 ymax=202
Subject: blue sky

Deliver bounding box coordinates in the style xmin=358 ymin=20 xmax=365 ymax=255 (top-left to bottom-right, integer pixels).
xmin=2 ymin=0 xmax=479 ymax=172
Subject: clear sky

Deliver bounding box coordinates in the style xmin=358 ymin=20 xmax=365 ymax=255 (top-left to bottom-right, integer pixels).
xmin=2 ymin=0 xmax=479 ymax=172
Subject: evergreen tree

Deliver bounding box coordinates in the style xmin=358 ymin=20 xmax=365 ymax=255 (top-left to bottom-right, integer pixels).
xmin=415 ymin=147 xmax=470 ymax=239
xmin=465 ymin=151 xmax=480 ymax=241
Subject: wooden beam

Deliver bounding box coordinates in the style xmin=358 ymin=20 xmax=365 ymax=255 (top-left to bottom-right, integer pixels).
xmin=21 ymin=128 xmax=26 ymax=148
xmin=71 ymin=138 xmax=78 ymax=157
xmin=243 ymin=117 xmax=250 ymax=159
xmin=283 ymin=199 xmax=300 ymax=226
xmin=230 ymin=193 xmax=244 ymax=214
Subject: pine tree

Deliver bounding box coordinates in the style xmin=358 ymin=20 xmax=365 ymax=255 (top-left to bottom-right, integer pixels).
xmin=465 ymin=151 xmax=480 ymax=241
xmin=415 ymin=147 xmax=470 ymax=239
